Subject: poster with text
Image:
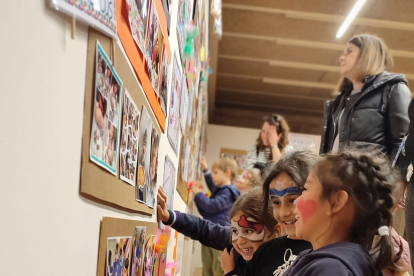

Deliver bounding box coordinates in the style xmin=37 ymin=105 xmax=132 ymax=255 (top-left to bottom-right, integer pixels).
xmin=106 ymin=236 xmax=132 ymax=276
xmin=131 ymin=226 xmax=147 ymax=276
xmin=120 ymin=89 xmax=140 ymax=186
xmin=179 ymin=75 xmax=189 ymax=134
xmin=146 ymin=127 xmax=160 ymax=208
xmin=136 ymin=106 xmax=153 ymax=203
xmin=52 ymin=0 xmax=117 ymax=39
xmin=167 ymin=54 xmax=182 ymax=154
xmin=159 ymin=47 xmax=169 ymax=116
xmin=145 ymin=0 xmax=164 ymax=94
xmin=126 ymin=0 xmax=147 ymax=53
xmin=90 ymin=41 xmax=123 ymax=175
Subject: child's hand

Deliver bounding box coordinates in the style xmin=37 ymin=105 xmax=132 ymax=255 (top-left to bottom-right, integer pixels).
xmin=221 ymin=247 xmax=235 ymax=274
xmin=157 ymin=187 xmax=170 ymax=222
xmin=200 ymin=156 xmax=208 ymax=171
xmin=191 ymin=184 xmax=201 ymax=195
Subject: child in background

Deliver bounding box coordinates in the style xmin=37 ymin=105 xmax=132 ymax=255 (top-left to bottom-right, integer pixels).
xmin=234 ymin=170 xmax=261 ymax=194
xmin=157 ymin=186 xmax=281 ymax=276
xmin=283 ymin=151 xmax=399 ymax=276
xmin=192 ymin=156 xmax=240 ymax=276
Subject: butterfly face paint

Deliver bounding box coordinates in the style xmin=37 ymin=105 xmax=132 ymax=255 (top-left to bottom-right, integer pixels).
xmin=231 ymin=215 xmax=265 ymax=243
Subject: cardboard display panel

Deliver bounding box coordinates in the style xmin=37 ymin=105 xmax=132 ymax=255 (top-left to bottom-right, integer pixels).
xmin=116 ymin=0 xmax=171 ymax=132
xmin=97 ymin=217 xmax=158 ymax=276
xmin=81 ymin=28 xmax=160 ymax=215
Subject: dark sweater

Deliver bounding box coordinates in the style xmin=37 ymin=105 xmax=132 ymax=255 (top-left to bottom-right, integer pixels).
xmin=195 ymin=170 xmax=240 ymax=226
xmin=283 ymin=242 xmax=382 ymax=276
xmin=246 ymin=236 xmax=312 ymax=276
xmin=163 ymin=210 xmax=247 ymax=275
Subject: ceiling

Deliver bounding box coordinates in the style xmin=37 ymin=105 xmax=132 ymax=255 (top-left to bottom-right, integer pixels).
xmin=207 ymin=0 xmax=414 ymax=135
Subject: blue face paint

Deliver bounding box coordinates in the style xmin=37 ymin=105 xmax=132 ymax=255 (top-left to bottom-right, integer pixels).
xmin=270 ymin=187 xmax=302 ymax=197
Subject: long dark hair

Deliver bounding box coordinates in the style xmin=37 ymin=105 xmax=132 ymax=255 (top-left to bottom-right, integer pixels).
xmin=314 ymin=151 xmax=395 ymax=270
xmin=262 ymin=151 xmax=317 ymax=230
xmin=256 ymin=114 xmax=290 ymax=161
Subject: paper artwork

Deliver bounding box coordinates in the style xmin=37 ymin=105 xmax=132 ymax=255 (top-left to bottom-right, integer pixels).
xmin=159 ymin=156 xmax=176 ymax=231
xmin=145 ymin=0 xmax=164 ymax=94
xmin=136 ymin=106 xmax=153 ymax=203
xmin=167 ymin=54 xmax=182 ymax=154
xmin=142 ymin=235 xmax=158 ymax=276
xmin=147 ymin=127 xmax=160 ymax=208
xmin=179 ymin=75 xmax=189 ymax=134
xmin=126 ymin=0 xmax=147 ymax=53
xmin=159 ymin=47 xmax=169 ymax=116
xmin=90 ymin=41 xmax=122 ymax=175
xmin=180 ymin=138 xmax=190 ymax=182
xmin=106 ymin=236 xmax=132 ymax=276
xmin=131 ymin=227 xmax=147 ymax=276
xmin=119 ymin=89 xmax=140 ymax=186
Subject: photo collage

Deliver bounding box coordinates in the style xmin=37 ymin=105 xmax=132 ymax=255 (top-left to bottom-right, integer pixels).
xmin=91 ymin=41 xmax=123 ymax=176
xmin=106 ymin=236 xmax=132 ymax=276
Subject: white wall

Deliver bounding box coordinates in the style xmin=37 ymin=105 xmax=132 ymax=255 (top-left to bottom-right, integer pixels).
xmin=0 ymin=1 xmax=190 ymax=276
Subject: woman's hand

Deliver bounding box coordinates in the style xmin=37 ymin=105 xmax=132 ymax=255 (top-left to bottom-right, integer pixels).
xmin=157 ymin=187 xmax=170 ymax=222
xmin=200 ymin=156 xmax=208 ymax=171
xmin=268 ymin=125 xmax=282 ymax=147
xmin=221 ymin=248 xmax=235 ymax=274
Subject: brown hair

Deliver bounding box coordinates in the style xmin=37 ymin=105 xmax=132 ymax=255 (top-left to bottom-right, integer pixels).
xmin=262 ymin=151 xmax=318 ymax=230
xmin=348 ymin=34 xmax=393 ymax=82
xmin=212 ymin=157 xmax=239 ymax=180
xmin=256 ymin=114 xmax=290 ymax=160
xmin=230 ymin=187 xmax=278 ymax=235
xmin=313 ymin=150 xmax=395 ymax=270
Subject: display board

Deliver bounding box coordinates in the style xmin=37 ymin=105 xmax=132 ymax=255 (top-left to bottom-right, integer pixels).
xmin=80 ymin=28 xmax=160 ymax=215
xmin=116 ymin=0 xmax=171 ymax=132
xmin=97 ymin=217 xmax=158 ymax=276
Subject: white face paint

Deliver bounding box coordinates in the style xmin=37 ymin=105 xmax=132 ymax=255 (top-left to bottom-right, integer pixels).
xmin=231 ymin=215 xmax=266 ymax=243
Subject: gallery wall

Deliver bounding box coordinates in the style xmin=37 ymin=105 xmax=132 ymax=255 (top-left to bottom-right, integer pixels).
xmin=0 ymin=1 xmax=193 ymax=276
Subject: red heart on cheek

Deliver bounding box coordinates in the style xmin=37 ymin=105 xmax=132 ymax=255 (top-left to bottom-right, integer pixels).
xmin=297 ymin=198 xmax=318 ymax=224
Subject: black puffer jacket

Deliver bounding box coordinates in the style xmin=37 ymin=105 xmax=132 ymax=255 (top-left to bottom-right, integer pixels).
xmin=320 ymin=71 xmax=411 ymax=160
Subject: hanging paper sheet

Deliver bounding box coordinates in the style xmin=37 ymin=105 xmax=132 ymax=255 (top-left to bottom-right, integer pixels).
xmin=51 ymin=0 xmax=117 ymax=39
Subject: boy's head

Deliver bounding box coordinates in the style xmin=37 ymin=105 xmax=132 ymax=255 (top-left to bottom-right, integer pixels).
xmin=234 ymin=170 xmax=261 ymax=194
xmin=211 ymin=157 xmax=238 ymax=186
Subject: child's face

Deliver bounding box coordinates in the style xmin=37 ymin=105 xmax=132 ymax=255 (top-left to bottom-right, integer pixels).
xmin=231 ymin=211 xmax=276 ymax=261
xmin=234 ymin=171 xmax=252 ymax=193
xmin=212 ymin=168 xmax=230 ymax=186
xmin=294 ymin=170 xmax=333 ymax=243
xmin=269 ymin=172 xmax=302 ymax=239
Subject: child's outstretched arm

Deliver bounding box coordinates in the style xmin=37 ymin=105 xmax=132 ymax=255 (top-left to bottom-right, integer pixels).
xmin=193 ymin=187 xmax=236 ymax=214
xmin=157 ymin=187 xmax=231 ymax=250
xmin=201 ymin=156 xmax=218 ymax=193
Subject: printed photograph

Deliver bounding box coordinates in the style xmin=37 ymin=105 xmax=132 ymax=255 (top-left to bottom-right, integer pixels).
xmin=131 ymin=227 xmax=147 ymax=276
xmin=159 ymin=46 xmax=169 ymax=116
xmin=167 ymin=54 xmax=182 ymax=155
xmin=146 ymin=127 xmax=160 ymax=208
xmin=106 ymin=236 xmax=132 ymax=276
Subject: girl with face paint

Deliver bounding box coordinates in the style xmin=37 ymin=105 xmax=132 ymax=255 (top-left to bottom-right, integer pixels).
xmin=157 ymin=186 xmax=281 ymax=276
xmin=243 ymin=151 xmax=316 ymax=276
xmin=283 ymin=151 xmax=398 ymax=276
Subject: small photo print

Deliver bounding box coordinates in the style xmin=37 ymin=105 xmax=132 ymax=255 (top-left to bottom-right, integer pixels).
xmin=145 ymin=0 xmax=164 ymax=94
xmin=91 ymin=41 xmax=123 ymax=175
xmin=179 ymin=74 xmax=189 ymax=134
xmin=147 ymin=127 xmax=160 ymax=208
xmin=135 ymin=0 xmax=150 ymax=35
xmin=136 ymin=106 xmax=153 ymax=203
xmin=159 ymin=156 xmax=176 ymax=231
xmin=127 ymin=0 xmax=146 ymax=53
xmin=159 ymin=46 xmax=169 ymax=116
xmin=142 ymin=235 xmax=158 ymax=276
xmin=167 ymin=54 xmax=182 ymax=155
xmin=106 ymin=236 xmax=132 ymax=276
xmin=131 ymin=227 xmax=147 ymax=276
xmin=120 ymin=89 xmax=141 ymax=186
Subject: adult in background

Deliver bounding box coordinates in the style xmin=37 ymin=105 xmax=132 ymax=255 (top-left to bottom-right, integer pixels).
xmin=320 ymin=34 xmax=411 ymax=160
xmin=243 ymin=114 xmax=292 ymax=177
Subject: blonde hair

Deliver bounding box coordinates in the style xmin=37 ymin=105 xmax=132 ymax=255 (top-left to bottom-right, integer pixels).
xmin=212 ymin=157 xmax=239 ymax=179
xmin=349 ymin=34 xmax=393 ymax=82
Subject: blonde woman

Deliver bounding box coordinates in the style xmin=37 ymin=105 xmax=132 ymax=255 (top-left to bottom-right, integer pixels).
xmin=320 ymin=34 xmax=411 ymax=159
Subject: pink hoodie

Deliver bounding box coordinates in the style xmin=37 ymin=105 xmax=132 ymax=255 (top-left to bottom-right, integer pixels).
xmin=382 ymin=228 xmax=411 ymax=276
